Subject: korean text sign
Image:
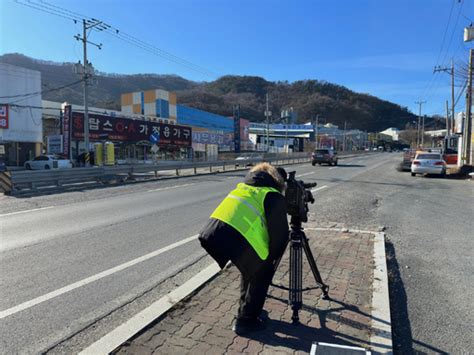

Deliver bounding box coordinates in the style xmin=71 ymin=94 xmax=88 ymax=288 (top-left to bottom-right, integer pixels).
xmin=71 ymin=112 xmax=192 ymax=146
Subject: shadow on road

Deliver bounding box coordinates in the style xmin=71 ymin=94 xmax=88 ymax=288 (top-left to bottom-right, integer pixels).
xmin=385 ymin=239 xmax=448 ymax=354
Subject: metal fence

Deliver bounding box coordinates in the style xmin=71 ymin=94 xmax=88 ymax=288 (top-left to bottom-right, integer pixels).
xmin=1 ymin=151 xmax=369 ymax=195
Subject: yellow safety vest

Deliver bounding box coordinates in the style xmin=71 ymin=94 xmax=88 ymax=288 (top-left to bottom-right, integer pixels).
xmin=210 ymin=183 xmax=280 ymax=260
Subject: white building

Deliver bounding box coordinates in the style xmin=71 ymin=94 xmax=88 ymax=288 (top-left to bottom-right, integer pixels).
xmin=380 ymin=127 xmax=400 ymax=141
xmin=0 ymin=63 xmax=43 ymax=166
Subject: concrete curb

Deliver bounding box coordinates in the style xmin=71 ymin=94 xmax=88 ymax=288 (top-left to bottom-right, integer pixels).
xmin=371 ymin=232 xmax=393 ymax=354
xmin=79 ymin=263 xmax=221 ymax=355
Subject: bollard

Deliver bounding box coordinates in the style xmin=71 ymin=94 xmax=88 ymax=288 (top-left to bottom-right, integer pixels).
xmin=176 ymin=169 xmax=180 ymax=176
xmin=194 ymin=167 xmax=197 ymax=174
xmin=223 ymin=162 xmax=226 ymax=171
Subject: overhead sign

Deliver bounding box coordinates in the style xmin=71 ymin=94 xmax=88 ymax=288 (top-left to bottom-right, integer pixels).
xmin=0 ymin=104 xmax=9 ymax=129
xmin=71 ymin=112 xmax=192 ymax=147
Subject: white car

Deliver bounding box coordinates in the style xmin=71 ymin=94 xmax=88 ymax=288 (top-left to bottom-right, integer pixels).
xmin=24 ymin=155 xmax=73 ymax=170
xmin=411 ymin=153 xmax=446 ymax=177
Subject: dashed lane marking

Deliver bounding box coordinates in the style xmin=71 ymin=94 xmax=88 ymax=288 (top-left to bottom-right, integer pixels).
xmin=147 ymin=183 xmax=196 ymax=192
xmin=0 ymin=206 xmax=54 ymax=218
xmin=311 ymin=185 xmax=328 ymax=193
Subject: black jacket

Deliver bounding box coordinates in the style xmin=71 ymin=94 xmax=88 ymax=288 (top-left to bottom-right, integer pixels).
xmin=199 ymin=171 xmax=289 ymax=278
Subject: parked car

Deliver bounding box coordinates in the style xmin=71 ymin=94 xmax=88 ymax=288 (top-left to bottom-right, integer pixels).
xmin=234 ymin=153 xmax=264 ymax=167
xmin=311 ymin=149 xmax=338 ymax=166
xmin=411 ymin=153 xmax=446 ymax=177
xmin=24 ymin=155 xmax=73 ymax=170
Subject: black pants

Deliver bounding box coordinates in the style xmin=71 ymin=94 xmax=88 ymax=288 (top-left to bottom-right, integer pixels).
xmin=237 ymin=261 xmax=276 ymax=320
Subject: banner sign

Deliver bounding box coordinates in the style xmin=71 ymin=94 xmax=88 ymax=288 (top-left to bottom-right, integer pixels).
xmin=71 ymin=112 xmax=192 ymax=147
xmin=47 ymin=135 xmax=63 ymax=154
xmin=233 ymin=105 xmax=241 ymax=153
xmin=0 ymin=104 xmax=9 ymax=129
xmin=192 ymin=131 xmax=233 ymax=146
xmin=62 ymin=105 xmax=72 ymax=157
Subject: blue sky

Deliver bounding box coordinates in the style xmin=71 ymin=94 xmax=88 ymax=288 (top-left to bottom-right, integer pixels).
xmin=1 ymin=0 xmax=473 ymax=116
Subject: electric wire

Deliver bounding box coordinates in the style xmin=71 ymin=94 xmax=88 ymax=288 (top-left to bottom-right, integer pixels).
xmin=0 ymin=79 xmax=83 ymax=99
xmin=14 ymin=0 xmax=219 ymax=79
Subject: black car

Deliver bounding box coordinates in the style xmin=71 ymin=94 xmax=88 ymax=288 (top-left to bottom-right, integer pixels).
xmin=311 ymin=149 xmax=338 ymax=166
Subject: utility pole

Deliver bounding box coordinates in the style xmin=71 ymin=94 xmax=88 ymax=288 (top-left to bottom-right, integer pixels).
xmin=415 ymin=100 xmax=427 ymax=147
xmin=264 ymin=93 xmax=271 ymax=152
xmin=446 ymin=100 xmax=450 ymax=136
xmin=314 ymin=115 xmax=319 ymax=149
xmin=74 ymin=19 xmax=107 ymax=166
xmin=463 ymin=49 xmax=473 ymax=165
xmin=342 ymin=121 xmax=347 ymax=151
xmin=434 ymin=61 xmax=455 ymax=135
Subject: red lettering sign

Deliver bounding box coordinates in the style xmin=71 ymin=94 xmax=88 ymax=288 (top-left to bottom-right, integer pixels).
xmin=0 ymin=105 xmax=8 ymax=129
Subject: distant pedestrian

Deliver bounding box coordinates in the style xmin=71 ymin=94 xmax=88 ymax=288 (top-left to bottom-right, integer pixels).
xmin=199 ymin=163 xmax=289 ymax=334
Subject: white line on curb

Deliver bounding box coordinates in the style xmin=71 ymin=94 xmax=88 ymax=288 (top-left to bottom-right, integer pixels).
xmin=0 ymin=206 xmax=53 ymax=217
xmin=80 ymin=263 xmax=221 ymax=355
xmin=311 ymin=185 xmax=328 ymax=193
xmin=0 ymin=235 xmax=198 ymax=320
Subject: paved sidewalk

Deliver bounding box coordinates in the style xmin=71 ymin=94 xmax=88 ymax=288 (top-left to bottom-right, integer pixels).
xmin=114 ymin=228 xmax=376 ymax=354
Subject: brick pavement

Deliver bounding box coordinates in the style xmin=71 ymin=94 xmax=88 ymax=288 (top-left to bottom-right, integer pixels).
xmin=114 ymin=228 xmax=374 ymax=354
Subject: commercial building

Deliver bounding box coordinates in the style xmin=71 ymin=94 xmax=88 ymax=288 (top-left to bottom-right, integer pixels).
xmin=249 ymin=122 xmax=368 ymax=152
xmin=121 ymin=90 xmax=251 ymax=158
xmin=0 ymin=63 xmax=43 ymax=166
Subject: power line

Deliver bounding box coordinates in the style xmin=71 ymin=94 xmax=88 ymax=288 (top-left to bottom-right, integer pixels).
xmin=14 ymin=0 xmax=219 ymax=79
xmin=439 ymin=0 xmax=465 ymax=67
xmin=0 ymin=79 xmax=83 ymax=99
xmin=434 ymin=0 xmax=456 ymax=67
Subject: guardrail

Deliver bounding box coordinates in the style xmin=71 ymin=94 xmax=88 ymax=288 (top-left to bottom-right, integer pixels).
xmin=2 ymin=151 xmax=368 ymax=195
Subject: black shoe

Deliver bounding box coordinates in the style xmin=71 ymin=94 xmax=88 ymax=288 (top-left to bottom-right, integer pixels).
xmin=232 ymin=317 xmax=266 ymax=335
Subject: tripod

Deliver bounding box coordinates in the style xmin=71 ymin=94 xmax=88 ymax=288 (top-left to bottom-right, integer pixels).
xmin=272 ymin=215 xmax=329 ymax=324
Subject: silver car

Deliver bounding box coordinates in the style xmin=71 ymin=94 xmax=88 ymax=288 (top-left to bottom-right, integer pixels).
xmin=411 ymin=153 xmax=446 ymax=177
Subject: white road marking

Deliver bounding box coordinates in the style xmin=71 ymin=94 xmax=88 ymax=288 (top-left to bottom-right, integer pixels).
xmin=0 ymin=206 xmax=53 ymax=218
xmin=296 ymin=172 xmax=315 ymax=177
xmin=0 ymin=234 xmax=199 ymax=319
xmin=328 ymin=167 xmax=338 ymax=170
xmin=147 ymin=183 xmax=195 ymax=192
xmin=311 ymin=185 xmax=328 ymax=193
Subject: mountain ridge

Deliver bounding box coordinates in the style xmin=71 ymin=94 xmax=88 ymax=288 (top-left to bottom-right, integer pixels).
xmin=1 ymin=52 xmax=420 ymax=131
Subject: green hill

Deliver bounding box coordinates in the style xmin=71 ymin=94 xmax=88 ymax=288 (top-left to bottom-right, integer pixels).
xmin=1 ymin=53 xmax=418 ymax=131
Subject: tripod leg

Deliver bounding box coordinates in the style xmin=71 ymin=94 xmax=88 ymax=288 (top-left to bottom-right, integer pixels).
xmin=301 ymin=233 xmax=330 ymax=299
xmin=289 ymin=238 xmax=302 ymax=324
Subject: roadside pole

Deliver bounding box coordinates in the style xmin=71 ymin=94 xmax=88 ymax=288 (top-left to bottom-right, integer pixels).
xmin=265 ymin=94 xmax=271 ymax=152
xmin=415 ymin=100 xmax=426 ymax=147
xmin=463 ymin=49 xmax=473 ymax=166
xmin=446 ymin=100 xmax=450 ymax=136
xmin=75 ymin=19 xmax=108 ymax=167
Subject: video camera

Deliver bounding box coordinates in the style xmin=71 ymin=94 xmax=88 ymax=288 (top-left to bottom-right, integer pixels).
xmin=284 ymin=171 xmax=317 ymax=222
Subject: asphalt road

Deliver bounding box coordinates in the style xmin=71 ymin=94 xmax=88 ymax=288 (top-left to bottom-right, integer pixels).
xmin=0 ymin=153 xmax=472 ymax=354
